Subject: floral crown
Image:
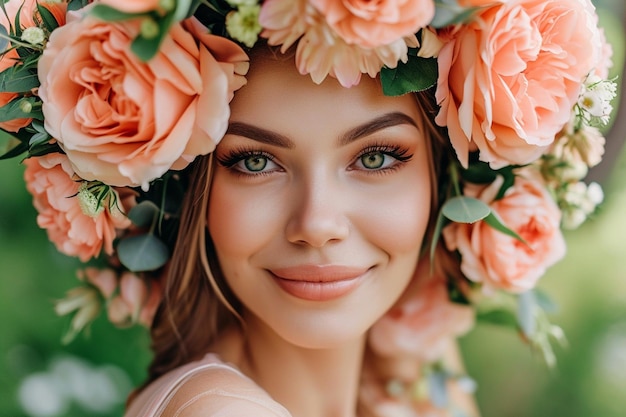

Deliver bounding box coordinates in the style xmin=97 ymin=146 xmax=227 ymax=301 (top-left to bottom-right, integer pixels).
xmin=0 ymin=0 xmax=616 ymax=367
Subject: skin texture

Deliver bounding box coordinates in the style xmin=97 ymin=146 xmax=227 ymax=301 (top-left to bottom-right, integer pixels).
xmin=206 ymin=57 xmax=432 ymax=417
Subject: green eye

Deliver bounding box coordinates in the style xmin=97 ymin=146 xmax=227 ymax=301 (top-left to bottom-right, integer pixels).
xmin=360 ymin=152 xmax=385 ymax=169
xmin=244 ymin=156 xmax=268 ymax=172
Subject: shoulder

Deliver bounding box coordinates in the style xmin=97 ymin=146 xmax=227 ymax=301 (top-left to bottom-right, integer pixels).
xmin=160 ymin=365 xmax=290 ymax=417
xmin=125 ymin=355 xmax=291 ymax=417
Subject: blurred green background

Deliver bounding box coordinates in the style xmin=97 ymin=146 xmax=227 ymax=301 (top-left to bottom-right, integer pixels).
xmin=1 ymin=1 xmax=625 ymax=416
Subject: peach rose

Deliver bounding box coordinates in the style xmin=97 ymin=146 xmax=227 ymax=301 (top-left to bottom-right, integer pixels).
xmin=23 ymin=153 xmax=131 ymax=261
xmin=107 ymin=271 xmax=161 ymax=327
xmin=97 ymin=0 xmax=162 ymax=14
xmin=435 ymin=0 xmax=603 ymax=168
xmin=369 ymin=260 xmax=474 ymax=363
xmin=260 ymin=0 xmax=418 ymax=87
xmin=310 ymin=0 xmax=434 ymax=48
xmin=79 ymin=267 xmax=118 ymax=299
xmin=443 ymin=175 xmax=566 ymax=293
xmin=38 ymin=7 xmax=248 ymax=189
xmin=0 ymin=0 xmax=66 ymax=132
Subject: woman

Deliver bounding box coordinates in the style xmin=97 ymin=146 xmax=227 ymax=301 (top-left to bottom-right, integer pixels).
xmin=125 ymin=43 xmax=473 ymax=416
xmin=0 ymin=0 xmax=615 ymax=416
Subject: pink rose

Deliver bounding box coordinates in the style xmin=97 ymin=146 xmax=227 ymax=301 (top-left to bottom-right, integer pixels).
xmin=97 ymin=0 xmax=162 ymax=14
xmin=369 ymin=260 xmax=474 ymax=363
xmin=38 ymin=7 xmax=248 ymax=189
xmin=79 ymin=267 xmax=118 ymax=299
xmin=0 ymin=0 xmax=66 ymax=132
xmin=436 ymin=0 xmax=603 ymax=168
xmin=107 ymin=272 xmax=161 ymax=327
xmin=443 ymin=175 xmax=566 ymax=293
xmin=310 ymin=0 xmax=434 ymax=48
xmin=260 ymin=0 xmax=418 ymax=87
xmin=23 ymin=153 xmax=131 ymax=262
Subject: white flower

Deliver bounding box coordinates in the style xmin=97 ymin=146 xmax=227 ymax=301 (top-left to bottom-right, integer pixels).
xmin=560 ymin=181 xmax=604 ymax=229
xmin=417 ymin=27 xmax=444 ymax=58
xmin=21 ymin=27 xmax=45 ymax=45
xmin=77 ymin=183 xmax=105 ymax=218
xmin=578 ymin=74 xmax=618 ymax=126
xmin=226 ymin=4 xmax=262 ymax=47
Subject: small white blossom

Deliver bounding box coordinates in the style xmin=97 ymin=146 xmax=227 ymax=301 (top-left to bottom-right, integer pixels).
xmin=560 ymin=181 xmax=603 ymax=229
xmin=21 ymin=27 xmax=45 ymax=45
xmin=225 ymin=5 xmax=262 ymax=48
xmin=578 ymin=74 xmax=618 ymax=126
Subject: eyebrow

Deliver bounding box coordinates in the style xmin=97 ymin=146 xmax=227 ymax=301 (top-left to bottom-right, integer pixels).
xmin=226 ymin=111 xmax=418 ymax=148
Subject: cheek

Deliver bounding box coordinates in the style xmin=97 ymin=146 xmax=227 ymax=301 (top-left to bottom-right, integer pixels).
xmin=208 ymin=175 xmax=281 ymax=261
xmin=358 ymin=172 xmax=432 ymax=258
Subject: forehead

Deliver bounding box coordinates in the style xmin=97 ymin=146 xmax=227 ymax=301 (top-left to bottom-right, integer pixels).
xmin=228 ymin=56 xmax=422 ymax=135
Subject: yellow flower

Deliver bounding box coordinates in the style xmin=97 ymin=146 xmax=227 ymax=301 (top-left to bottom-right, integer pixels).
xmin=226 ymin=5 xmax=262 ymax=48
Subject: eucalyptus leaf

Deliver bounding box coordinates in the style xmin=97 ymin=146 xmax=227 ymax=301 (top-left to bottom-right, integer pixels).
xmin=174 ymin=0 xmax=195 ymax=21
xmin=431 ymin=1 xmax=481 ymax=28
xmin=517 ymin=291 xmax=537 ymax=338
xmin=477 ymin=309 xmax=518 ymax=329
xmin=381 ymin=56 xmax=437 ymax=96
xmin=117 ymin=234 xmax=169 ymax=272
xmin=28 ymin=131 xmax=50 ymax=148
xmin=128 ymin=200 xmax=160 ymax=228
xmin=0 ymin=24 xmax=9 ymax=52
xmin=483 ymin=212 xmax=526 ymax=243
xmin=441 ymin=196 xmax=490 ymax=223
xmin=534 ymin=289 xmax=558 ymax=313
xmin=428 ymin=371 xmax=448 ymax=408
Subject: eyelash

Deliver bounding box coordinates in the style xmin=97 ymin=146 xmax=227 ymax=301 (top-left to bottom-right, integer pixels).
xmin=215 ymin=144 xmax=413 ymax=177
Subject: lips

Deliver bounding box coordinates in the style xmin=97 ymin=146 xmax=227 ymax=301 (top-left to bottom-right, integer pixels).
xmin=269 ymin=265 xmax=370 ymax=301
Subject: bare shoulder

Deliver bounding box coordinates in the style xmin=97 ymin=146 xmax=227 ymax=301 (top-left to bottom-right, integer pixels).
xmin=160 ymin=364 xmax=291 ymax=417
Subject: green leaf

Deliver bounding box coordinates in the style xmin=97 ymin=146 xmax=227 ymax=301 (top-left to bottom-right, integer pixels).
xmin=117 ymin=234 xmax=169 ymax=272
xmin=0 ymin=97 xmax=37 ymax=122
xmin=67 ymin=0 xmax=90 ymax=12
xmin=28 ymin=131 xmax=50 ymax=148
xmin=89 ymin=4 xmax=146 ymax=21
xmin=0 ymin=65 xmax=39 ymax=93
xmin=130 ymin=13 xmax=174 ymax=61
xmin=483 ymin=212 xmax=526 ymax=243
xmin=128 ymin=200 xmax=160 ymax=228
xmin=432 ymin=1 xmax=482 ymax=28
xmin=0 ymin=137 xmax=27 ymax=159
xmin=0 ymin=24 xmax=9 ymax=52
xmin=381 ymin=56 xmax=438 ymax=96
xmin=173 ymin=0 xmax=195 ymax=21
xmin=533 ymin=289 xmax=558 ymax=313
xmin=37 ymin=3 xmax=61 ymax=32
xmin=460 ymin=161 xmax=497 ymax=184
xmin=441 ymin=196 xmax=490 ymax=223
xmin=477 ymin=309 xmax=518 ymax=329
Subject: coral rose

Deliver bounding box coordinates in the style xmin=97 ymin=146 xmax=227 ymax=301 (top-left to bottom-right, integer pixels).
xmin=23 ymin=153 xmax=131 ymax=262
xmin=260 ymin=0 xmax=418 ymax=87
xmin=369 ymin=260 xmax=474 ymax=363
xmin=0 ymin=0 xmax=66 ymax=132
xmin=38 ymin=7 xmax=248 ymax=189
xmin=435 ymin=0 xmax=603 ymax=168
xmin=310 ymin=0 xmax=434 ymax=48
xmin=443 ymin=175 xmax=566 ymax=293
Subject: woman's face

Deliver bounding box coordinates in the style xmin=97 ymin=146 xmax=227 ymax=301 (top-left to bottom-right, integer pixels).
xmin=208 ymin=57 xmax=432 ymax=349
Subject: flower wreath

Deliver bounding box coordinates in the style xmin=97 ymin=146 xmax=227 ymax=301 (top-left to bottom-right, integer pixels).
xmin=0 ymin=0 xmax=617 ymax=413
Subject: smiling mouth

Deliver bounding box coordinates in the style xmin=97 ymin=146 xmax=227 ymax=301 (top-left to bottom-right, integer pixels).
xmin=268 ymin=265 xmax=370 ymax=301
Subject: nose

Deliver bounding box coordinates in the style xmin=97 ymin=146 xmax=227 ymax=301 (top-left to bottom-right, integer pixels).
xmin=285 ymin=174 xmax=350 ymax=248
